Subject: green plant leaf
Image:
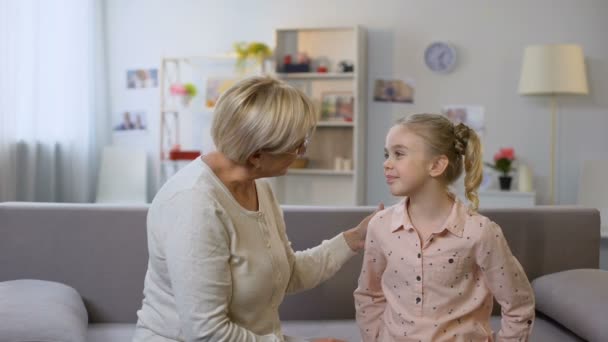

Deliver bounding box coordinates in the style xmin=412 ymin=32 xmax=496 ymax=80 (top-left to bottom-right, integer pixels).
xmin=184 ymin=83 xmax=197 ymax=97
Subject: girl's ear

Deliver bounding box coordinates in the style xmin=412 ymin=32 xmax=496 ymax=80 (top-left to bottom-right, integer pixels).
xmin=429 ymin=154 xmax=449 ymax=178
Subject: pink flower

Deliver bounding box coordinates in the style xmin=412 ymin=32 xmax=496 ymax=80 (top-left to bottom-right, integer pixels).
xmin=170 ymin=84 xmax=187 ymax=96
xmin=494 ymin=147 xmax=515 ymax=161
xmin=501 ymin=148 xmax=515 ymax=160
xmin=487 ymin=147 xmax=516 ymax=175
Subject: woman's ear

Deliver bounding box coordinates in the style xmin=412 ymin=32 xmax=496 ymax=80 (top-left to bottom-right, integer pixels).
xmin=248 ymin=151 xmax=263 ymax=169
xmin=429 ymin=155 xmax=449 ymax=178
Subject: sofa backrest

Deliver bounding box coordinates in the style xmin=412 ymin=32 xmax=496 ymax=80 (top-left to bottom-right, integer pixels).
xmin=0 ymin=202 xmax=600 ymax=323
xmin=280 ymin=205 xmax=601 ymax=320
xmin=0 ymin=203 xmax=149 ymax=323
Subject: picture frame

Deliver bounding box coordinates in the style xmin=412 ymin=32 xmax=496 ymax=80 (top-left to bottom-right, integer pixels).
xmin=113 ymin=111 xmax=147 ymax=131
xmin=320 ymin=91 xmax=354 ymax=122
xmin=373 ymin=79 xmax=414 ymax=103
xmin=126 ymin=68 xmax=158 ymax=89
xmin=441 ymin=105 xmax=485 ymax=137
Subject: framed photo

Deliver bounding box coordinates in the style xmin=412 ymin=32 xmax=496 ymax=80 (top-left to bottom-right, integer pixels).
xmin=320 ymin=91 xmax=354 ymax=122
xmin=126 ymin=68 xmax=158 ymax=89
xmin=113 ymin=111 xmax=147 ymax=131
xmin=373 ymin=78 xmax=414 ymax=103
xmin=441 ymin=105 xmax=485 ymax=137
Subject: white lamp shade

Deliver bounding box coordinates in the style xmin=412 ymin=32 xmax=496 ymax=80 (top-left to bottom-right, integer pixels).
xmin=518 ymin=44 xmax=589 ymax=95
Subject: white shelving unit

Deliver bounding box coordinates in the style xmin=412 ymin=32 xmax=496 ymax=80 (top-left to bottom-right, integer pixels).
xmin=157 ymin=55 xmax=260 ymax=188
xmin=268 ymin=26 xmax=367 ymax=206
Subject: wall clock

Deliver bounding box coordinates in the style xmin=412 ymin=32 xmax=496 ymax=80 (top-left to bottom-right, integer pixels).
xmin=424 ymin=42 xmax=457 ymax=73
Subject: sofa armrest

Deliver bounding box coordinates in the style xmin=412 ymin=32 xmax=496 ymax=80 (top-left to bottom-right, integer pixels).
xmin=0 ymin=279 xmax=88 ymax=342
xmin=532 ymin=269 xmax=608 ymax=342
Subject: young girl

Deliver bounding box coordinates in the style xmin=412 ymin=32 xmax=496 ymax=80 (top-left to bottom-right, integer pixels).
xmin=354 ymin=114 xmax=535 ymax=341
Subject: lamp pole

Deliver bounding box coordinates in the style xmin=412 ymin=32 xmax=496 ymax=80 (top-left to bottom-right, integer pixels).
xmin=549 ymin=95 xmax=557 ymax=205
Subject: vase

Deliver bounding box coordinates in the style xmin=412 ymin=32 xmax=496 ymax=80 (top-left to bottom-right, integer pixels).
xmin=499 ymin=176 xmax=512 ymax=191
xmin=181 ymin=95 xmax=192 ymax=107
xmin=517 ymin=164 xmax=533 ymax=192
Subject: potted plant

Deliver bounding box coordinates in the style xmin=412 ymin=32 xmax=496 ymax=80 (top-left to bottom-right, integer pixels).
xmin=234 ymin=42 xmax=272 ymax=74
xmin=170 ymin=83 xmax=198 ymax=106
xmin=485 ymin=147 xmax=516 ymax=190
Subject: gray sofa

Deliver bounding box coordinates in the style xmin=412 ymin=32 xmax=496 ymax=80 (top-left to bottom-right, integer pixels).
xmin=0 ymin=202 xmax=604 ymax=341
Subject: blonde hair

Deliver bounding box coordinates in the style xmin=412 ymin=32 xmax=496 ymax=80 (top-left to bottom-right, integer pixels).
xmin=211 ymin=76 xmax=317 ymax=164
xmin=396 ymin=113 xmax=483 ymax=210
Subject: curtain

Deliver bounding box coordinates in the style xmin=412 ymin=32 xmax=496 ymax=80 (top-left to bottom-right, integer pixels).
xmin=0 ymin=0 xmax=109 ymax=202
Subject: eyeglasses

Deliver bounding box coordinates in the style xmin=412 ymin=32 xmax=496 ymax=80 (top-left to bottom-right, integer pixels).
xmin=271 ymin=136 xmax=310 ymax=158
xmin=289 ymin=137 xmax=310 ymax=157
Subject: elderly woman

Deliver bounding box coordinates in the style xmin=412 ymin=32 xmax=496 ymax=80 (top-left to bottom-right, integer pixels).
xmin=133 ymin=76 xmax=380 ymax=342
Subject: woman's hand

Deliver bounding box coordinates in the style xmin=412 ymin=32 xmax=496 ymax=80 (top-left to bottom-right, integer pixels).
xmin=312 ymin=339 xmax=346 ymax=342
xmin=343 ymin=203 xmax=384 ymax=252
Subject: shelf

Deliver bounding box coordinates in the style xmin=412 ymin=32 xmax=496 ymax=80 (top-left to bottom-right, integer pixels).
xmin=169 ymin=150 xmax=200 ymax=160
xmin=271 ymin=26 xmax=366 ymax=205
xmin=316 ymin=121 xmax=354 ymax=127
xmin=477 ymin=190 xmax=536 ymax=197
xmin=276 ymin=26 xmax=357 ymax=33
xmin=276 ymin=72 xmax=354 ymax=80
xmin=286 ymin=169 xmax=354 ymax=176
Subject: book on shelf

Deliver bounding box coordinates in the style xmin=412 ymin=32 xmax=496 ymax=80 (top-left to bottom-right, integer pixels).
xmin=169 ymin=150 xmax=200 ymax=161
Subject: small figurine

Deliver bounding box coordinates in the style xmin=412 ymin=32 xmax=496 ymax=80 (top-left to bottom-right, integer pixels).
xmin=283 ymin=52 xmax=311 ymax=73
xmin=283 ymin=54 xmax=292 ymax=65
xmin=337 ymin=60 xmax=354 ymax=73
xmin=296 ymin=52 xmax=310 ymax=64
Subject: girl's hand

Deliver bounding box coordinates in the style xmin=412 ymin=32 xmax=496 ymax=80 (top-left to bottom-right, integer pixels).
xmin=343 ymin=202 xmax=384 ymax=252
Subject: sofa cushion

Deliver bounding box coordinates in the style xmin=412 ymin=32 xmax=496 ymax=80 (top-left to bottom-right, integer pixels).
xmin=282 ymin=320 xmax=360 ymax=341
xmin=0 ymin=279 xmax=88 ymax=342
xmin=532 ymin=269 xmax=608 ymax=342
xmin=281 ymin=316 xmax=583 ymax=342
xmin=88 ymin=323 xmax=136 ymax=342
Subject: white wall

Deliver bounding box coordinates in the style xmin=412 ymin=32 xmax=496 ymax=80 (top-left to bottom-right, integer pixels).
xmin=105 ymin=0 xmax=608 ymax=206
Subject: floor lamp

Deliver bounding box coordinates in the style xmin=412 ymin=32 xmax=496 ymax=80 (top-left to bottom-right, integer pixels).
xmin=518 ymin=44 xmax=589 ymax=204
